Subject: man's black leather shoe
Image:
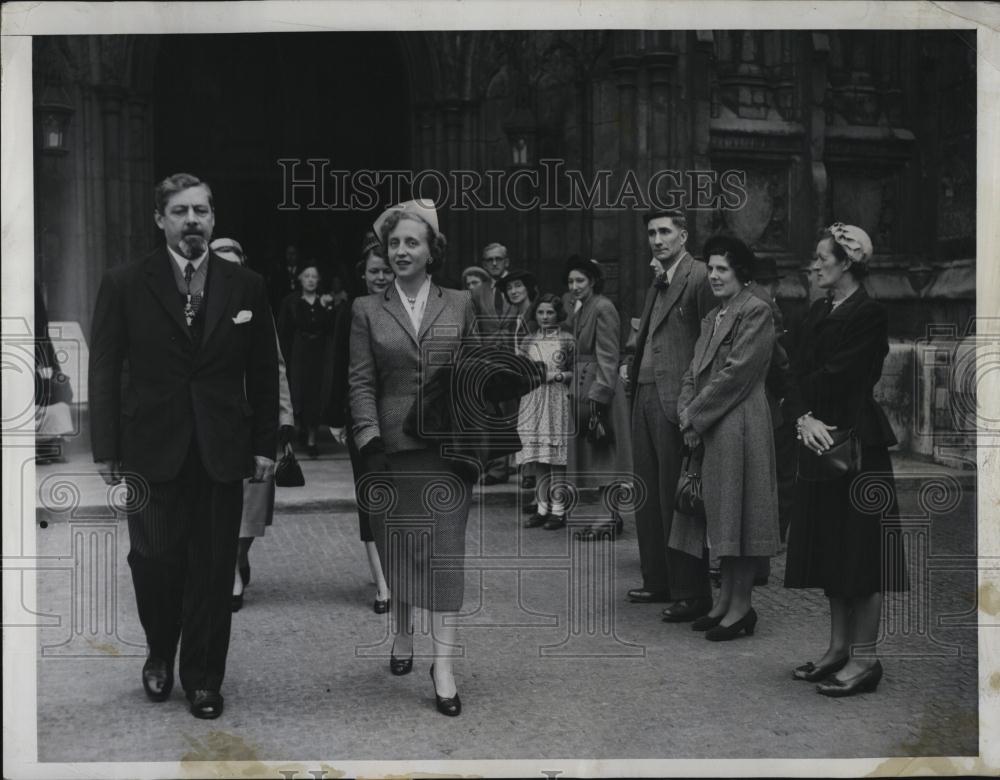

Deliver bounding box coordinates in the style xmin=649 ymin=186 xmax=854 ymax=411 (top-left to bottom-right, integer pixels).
xmin=661 ymin=597 xmax=713 ymax=622
xmin=542 ymin=514 xmax=566 ymax=530
xmin=522 ymin=512 xmax=548 ymax=529
xmin=187 ymin=689 xmax=224 ymax=719
xmin=141 ymin=657 xmax=173 ymax=702
xmin=627 ymin=588 xmax=671 ymax=603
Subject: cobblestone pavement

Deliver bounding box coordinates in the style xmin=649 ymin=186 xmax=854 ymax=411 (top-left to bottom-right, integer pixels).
xmin=32 ymin=472 xmax=978 ymax=763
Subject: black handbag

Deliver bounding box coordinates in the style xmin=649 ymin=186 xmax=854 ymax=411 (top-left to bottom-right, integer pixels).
xmin=675 ymin=445 xmax=705 ymax=518
xmin=796 ymin=428 xmax=861 ymax=482
xmin=585 ymin=401 xmax=613 ymax=448
xmin=274 ymin=443 xmax=305 ymax=487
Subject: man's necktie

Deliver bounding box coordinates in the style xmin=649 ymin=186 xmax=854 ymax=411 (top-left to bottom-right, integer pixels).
xmin=494 ymin=285 xmax=504 ymax=315
xmin=654 ymin=277 xmax=669 ymax=290
xmin=183 ymin=262 xmax=202 ymax=326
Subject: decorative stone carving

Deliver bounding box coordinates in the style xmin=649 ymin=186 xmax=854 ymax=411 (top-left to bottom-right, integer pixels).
xmin=710 ymin=164 xmax=789 ymax=250
xmin=938 ymin=146 xmax=974 ymax=242
xmin=34 ymin=37 xmax=81 ymax=86
xmin=98 ymin=36 xmax=131 ymax=89
xmin=829 ymin=166 xmax=900 ymax=251
xmin=716 ymin=31 xmax=770 ymax=120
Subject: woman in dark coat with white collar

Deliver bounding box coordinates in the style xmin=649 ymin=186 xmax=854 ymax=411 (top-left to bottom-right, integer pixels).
xmin=675 ymin=236 xmax=779 ymax=641
xmin=784 ymin=223 xmax=906 ymax=697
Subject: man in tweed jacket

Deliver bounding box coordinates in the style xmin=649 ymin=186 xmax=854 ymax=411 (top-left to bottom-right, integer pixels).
xmin=624 ymin=210 xmax=716 ymax=622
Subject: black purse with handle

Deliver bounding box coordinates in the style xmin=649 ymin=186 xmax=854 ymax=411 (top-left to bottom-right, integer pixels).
xmin=274 ymin=442 xmax=305 ymax=487
xmin=674 ymin=444 xmax=705 ymax=518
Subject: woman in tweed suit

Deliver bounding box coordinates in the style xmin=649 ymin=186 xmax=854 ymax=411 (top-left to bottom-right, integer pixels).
xmin=674 ymin=235 xmax=779 ymax=641
xmin=349 ymin=200 xmax=474 ymax=717
xmin=564 ymin=257 xmax=633 ymax=538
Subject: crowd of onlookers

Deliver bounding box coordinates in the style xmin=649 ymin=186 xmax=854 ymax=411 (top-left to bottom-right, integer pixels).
xmin=79 ymin=171 xmax=916 ymax=722
xmin=215 ymin=203 xmax=905 ymax=713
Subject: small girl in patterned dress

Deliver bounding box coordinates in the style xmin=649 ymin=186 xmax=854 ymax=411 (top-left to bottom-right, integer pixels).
xmin=516 ymin=293 xmax=575 ymax=529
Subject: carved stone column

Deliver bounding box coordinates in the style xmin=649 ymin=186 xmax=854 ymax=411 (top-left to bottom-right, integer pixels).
xmin=645 ymin=51 xmax=678 ymax=174
xmin=611 ymin=54 xmax=640 ymax=318
xmin=808 ymin=33 xmax=830 ymax=238
xmin=691 ymin=31 xmax=715 ymax=253
xmin=96 ymin=85 xmax=128 ymax=272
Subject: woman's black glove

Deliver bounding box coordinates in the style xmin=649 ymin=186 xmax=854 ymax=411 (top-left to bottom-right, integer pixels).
xmin=360 ymin=437 xmax=391 ymax=474
xmin=278 ymin=424 xmax=296 ymax=448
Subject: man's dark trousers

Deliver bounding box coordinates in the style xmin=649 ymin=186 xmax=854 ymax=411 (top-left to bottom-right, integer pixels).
xmin=631 ymin=383 xmax=710 ymax=599
xmin=127 ymin=438 xmax=243 ymax=694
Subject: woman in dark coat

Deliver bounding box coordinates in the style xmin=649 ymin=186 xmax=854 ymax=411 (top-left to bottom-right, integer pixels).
xmin=496 ymin=268 xmax=537 ymax=353
xmin=277 ymin=264 xmax=336 ymax=457
xmin=329 ymin=233 xmax=395 ymax=613
xmin=564 ymin=257 xmax=633 ymax=538
xmin=784 ymin=223 xmax=906 ymax=697
xmin=675 ymin=236 xmax=779 ymax=640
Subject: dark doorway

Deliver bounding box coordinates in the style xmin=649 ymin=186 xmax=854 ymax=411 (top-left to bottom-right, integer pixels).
xmin=152 ymin=32 xmax=409 ymax=289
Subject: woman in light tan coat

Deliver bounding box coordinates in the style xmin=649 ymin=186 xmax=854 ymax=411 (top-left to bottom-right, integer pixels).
xmin=675 ymin=235 xmax=779 ymax=641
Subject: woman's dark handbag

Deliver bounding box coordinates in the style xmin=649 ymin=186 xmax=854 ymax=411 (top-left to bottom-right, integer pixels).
xmin=675 ymin=445 xmax=705 ymax=519
xmin=796 ymin=428 xmax=861 ymax=482
xmin=274 ymin=443 xmax=305 ymax=487
xmin=585 ymin=401 xmax=613 ymax=448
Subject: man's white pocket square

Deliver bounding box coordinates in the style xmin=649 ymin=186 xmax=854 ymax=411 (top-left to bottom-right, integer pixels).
xmin=232 ymin=310 xmax=253 ymax=324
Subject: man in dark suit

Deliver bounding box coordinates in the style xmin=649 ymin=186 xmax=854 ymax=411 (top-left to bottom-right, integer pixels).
xmin=89 ymin=173 xmax=278 ymax=719
xmin=623 ymin=210 xmax=716 ymax=621
xmin=480 ymin=241 xmax=513 ymax=485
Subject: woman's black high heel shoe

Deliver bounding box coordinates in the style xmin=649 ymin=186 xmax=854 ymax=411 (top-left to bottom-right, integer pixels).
xmin=429 ymin=664 xmax=461 ymax=716
xmin=793 ymin=655 xmax=849 ymax=682
xmin=816 ymin=661 xmax=883 ymax=697
xmin=704 ymin=608 xmax=757 ymax=641
xmin=239 ymin=565 xmax=251 ymax=587
xmin=389 ymin=642 xmax=413 ymax=676
xmin=373 ymin=597 xmax=390 ymax=614
xmin=691 ymin=613 xmax=724 ymax=632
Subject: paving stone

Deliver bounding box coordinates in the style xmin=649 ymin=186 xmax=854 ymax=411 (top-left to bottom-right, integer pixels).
xmin=32 ymin=475 xmax=978 ymax=762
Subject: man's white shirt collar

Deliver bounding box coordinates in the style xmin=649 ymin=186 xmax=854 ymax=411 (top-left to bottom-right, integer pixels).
xmin=659 ymin=255 xmax=681 ymax=285
xmin=168 ymin=244 xmax=208 ymax=273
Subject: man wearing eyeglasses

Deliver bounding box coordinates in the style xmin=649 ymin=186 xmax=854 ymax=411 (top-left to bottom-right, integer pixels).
xmin=482 ymin=242 xmax=512 ymax=316
xmin=479 ymin=242 xmax=514 ymax=485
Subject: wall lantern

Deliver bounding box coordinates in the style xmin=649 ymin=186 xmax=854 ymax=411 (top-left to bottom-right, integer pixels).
xmin=36 ymin=84 xmax=74 ymax=155
xmin=502 ymin=107 xmax=537 ymax=168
